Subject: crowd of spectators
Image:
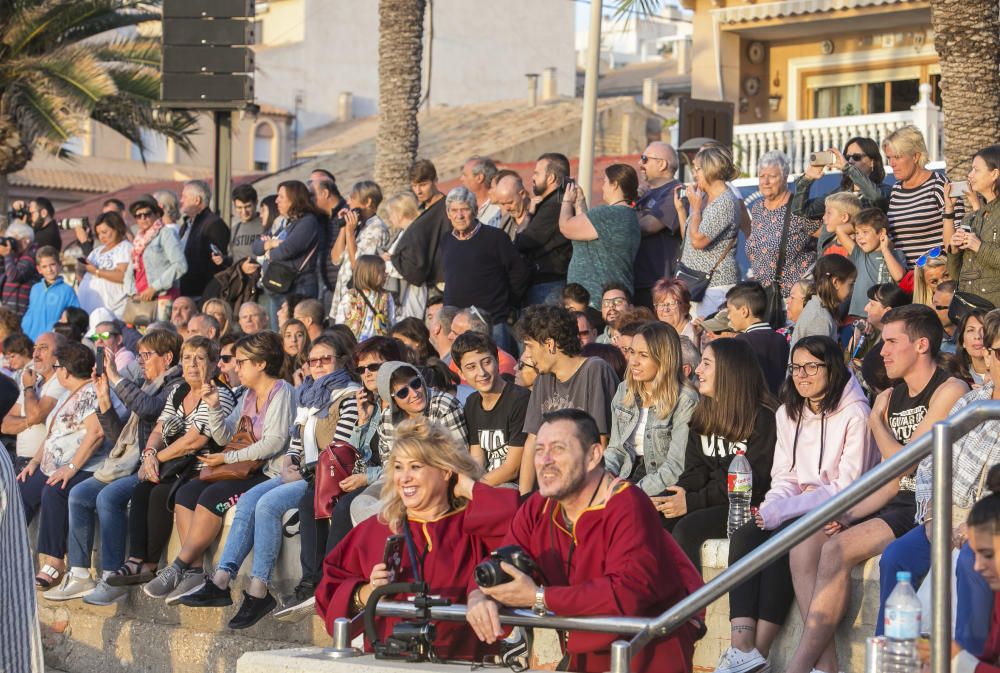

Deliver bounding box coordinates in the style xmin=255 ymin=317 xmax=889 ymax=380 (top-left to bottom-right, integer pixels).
xmin=2 ymin=125 xmax=1000 ymax=673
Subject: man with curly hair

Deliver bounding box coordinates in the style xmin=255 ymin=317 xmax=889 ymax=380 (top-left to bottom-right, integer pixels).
xmin=515 ymin=305 xmax=619 ymax=493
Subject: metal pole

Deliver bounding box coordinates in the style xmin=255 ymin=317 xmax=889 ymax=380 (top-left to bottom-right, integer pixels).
xmin=377 ymin=601 xmax=648 ymax=634
xmin=577 ymin=0 xmax=603 ymax=204
xmin=609 ymin=640 xmax=631 ymax=673
xmin=930 ymin=422 xmax=953 ymax=673
xmin=213 ymin=110 xmax=233 ymax=226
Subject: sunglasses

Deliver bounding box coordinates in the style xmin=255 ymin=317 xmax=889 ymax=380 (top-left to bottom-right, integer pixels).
xmin=358 ymin=362 xmax=382 ymax=374
xmin=392 ymin=377 xmax=423 ymax=400
xmin=219 ymin=354 xmax=235 ymax=363
xmin=88 ymin=331 xmax=118 ymax=341
xmin=916 ymin=246 xmax=943 ymax=267
xmin=844 ymin=153 xmax=867 ymax=162
xmin=640 ymin=155 xmax=666 ymax=164
xmin=134 ymin=210 xmax=154 ymax=220
xmin=516 ymin=360 xmax=538 ymax=372
xmin=307 ymin=355 xmax=334 ymax=368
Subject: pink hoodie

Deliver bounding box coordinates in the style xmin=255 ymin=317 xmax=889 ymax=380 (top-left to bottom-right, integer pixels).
xmin=758 ymin=375 xmax=879 ymax=530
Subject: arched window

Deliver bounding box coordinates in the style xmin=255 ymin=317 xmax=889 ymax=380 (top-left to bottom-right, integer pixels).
xmin=253 ymin=122 xmax=275 ymax=172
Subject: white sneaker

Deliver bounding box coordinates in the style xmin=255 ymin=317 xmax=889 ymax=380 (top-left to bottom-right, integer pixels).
xmin=44 ymin=573 xmax=96 ymax=601
xmin=712 ymin=647 xmax=770 ymax=673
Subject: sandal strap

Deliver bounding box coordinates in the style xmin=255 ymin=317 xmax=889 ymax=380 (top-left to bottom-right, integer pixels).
xmin=39 ymin=564 xmax=61 ymax=579
xmin=113 ymin=560 xmax=142 ymax=577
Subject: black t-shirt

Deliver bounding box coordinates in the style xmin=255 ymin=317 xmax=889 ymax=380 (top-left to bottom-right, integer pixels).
xmin=887 ymin=367 xmax=950 ymax=445
xmin=634 ymin=180 xmax=681 ymax=288
xmin=464 ymin=382 xmax=531 ymax=472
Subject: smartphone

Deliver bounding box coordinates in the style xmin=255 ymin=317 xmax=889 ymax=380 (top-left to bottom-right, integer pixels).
xmin=562 ymin=176 xmax=576 ymax=191
xmin=209 ymin=243 xmax=223 ymax=257
xmin=77 ymin=256 xmax=88 ymax=268
xmin=95 ymin=346 xmax=105 ymax=377
xmin=382 ymin=534 xmax=405 ymax=582
xmin=950 ymin=180 xmax=969 ymax=197
xmin=809 ymin=151 xmax=836 ymax=167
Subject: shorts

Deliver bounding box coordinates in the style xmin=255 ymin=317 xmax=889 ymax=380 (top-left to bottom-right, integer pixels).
xmin=865 ymin=489 xmax=918 ymax=539
xmin=173 ymin=473 xmax=270 ymax=518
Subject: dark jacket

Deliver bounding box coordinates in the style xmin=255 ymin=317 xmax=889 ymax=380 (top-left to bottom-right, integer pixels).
xmin=207 ymin=262 xmax=260 ymax=307
xmin=736 ymin=324 xmax=791 ymax=395
xmin=2 ymin=245 xmax=39 ymax=317
xmin=319 ymin=200 xmax=346 ymax=291
xmin=179 ymin=208 xmax=230 ymax=297
xmin=265 ymin=212 xmax=321 ymax=297
xmin=391 ymin=197 xmax=449 ymax=286
xmin=514 ymin=190 xmax=572 ymax=284
xmin=33 ymin=219 xmax=61 ymax=252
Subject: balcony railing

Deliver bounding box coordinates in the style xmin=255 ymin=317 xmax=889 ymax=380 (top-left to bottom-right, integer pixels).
xmin=733 ymin=83 xmax=943 ymax=178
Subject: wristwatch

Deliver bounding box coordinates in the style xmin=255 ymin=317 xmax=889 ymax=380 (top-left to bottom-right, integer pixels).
xmin=533 ymin=585 xmax=547 ymax=616
xmin=68 ymin=462 xmax=77 ymax=472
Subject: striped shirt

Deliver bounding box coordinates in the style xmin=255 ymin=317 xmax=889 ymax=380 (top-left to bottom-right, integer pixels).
xmin=887 ymin=172 xmax=963 ymax=266
xmin=159 ymin=380 xmax=237 ymax=439
xmin=0 ymin=449 xmax=45 ymax=673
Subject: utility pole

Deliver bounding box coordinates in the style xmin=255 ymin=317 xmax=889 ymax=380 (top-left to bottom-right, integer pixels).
xmin=578 ymin=0 xmax=603 ymax=204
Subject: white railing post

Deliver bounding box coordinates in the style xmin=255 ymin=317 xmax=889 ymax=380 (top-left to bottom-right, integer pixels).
xmin=910 ymin=82 xmax=942 ymax=162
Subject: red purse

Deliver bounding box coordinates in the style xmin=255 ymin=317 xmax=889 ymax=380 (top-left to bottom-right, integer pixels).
xmin=314 ymin=440 xmax=359 ymax=519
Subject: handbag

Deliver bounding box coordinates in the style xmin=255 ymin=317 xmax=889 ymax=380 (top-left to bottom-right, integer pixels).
xmin=313 ymin=439 xmax=359 ymax=519
xmin=123 ymin=297 xmax=158 ymax=325
xmin=262 ymin=223 xmax=318 ymax=295
xmin=762 ymin=200 xmax=793 ymax=328
xmin=675 ymin=236 xmax=737 ymax=302
xmin=200 ymin=415 xmax=265 ymax=482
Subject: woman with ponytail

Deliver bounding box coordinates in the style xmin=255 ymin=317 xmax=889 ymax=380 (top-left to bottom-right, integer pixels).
xmin=559 ymin=163 xmax=642 ymax=309
xmin=788 ymin=253 xmax=857 ymax=353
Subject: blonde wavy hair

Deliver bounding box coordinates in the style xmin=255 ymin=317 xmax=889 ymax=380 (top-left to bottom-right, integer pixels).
xmin=883 ymin=125 xmax=929 ymax=167
xmin=378 ymin=417 xmax=483 ymax=533
xmin=913 ymin=255 xmax=949 ymax=307
xmin=623 ymin=321 xmax=685 ymax=420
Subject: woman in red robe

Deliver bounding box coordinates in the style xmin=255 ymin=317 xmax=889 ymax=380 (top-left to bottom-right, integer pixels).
xmin=315 ymin=416 xmax=519 ymax=661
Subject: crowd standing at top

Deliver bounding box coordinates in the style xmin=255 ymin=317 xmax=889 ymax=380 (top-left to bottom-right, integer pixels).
xmin=2 ymin=124 xmax=1000 ymax=673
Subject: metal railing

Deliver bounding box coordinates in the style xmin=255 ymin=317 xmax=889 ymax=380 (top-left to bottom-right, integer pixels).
xmin=327 ymin=400 xmax=1000 ymax=673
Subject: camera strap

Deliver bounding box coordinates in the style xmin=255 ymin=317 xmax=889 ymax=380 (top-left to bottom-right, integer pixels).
xmin=402 ymin=515 xmax=428 ymax=583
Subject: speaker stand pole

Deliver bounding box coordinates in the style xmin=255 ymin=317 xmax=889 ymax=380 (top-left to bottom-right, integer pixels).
xmin=213 ymin=110 xmax=233 ymax=226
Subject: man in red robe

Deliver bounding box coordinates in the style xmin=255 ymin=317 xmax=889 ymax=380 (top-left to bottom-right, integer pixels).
xmin=466 ymin=408 xmax=703 ymax=673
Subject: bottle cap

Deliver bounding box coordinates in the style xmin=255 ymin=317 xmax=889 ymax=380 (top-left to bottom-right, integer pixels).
xmin=896 ymin=571 xmax=911 ymax=582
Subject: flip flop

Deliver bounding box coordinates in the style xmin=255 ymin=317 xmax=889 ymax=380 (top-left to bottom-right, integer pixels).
xmin=35 ymin=564 xmax=62 ymax=590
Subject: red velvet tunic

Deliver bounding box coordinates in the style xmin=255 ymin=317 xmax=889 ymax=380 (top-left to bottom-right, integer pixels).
xmin=316 ymin=482 xmax=519 ymax=661
xmin=500 ymin=480 xmax=703 ymax=673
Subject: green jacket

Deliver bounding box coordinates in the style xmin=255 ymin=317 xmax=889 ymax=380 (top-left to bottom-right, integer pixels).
xmin=948 ymin=198 xmax=1000 ymax=307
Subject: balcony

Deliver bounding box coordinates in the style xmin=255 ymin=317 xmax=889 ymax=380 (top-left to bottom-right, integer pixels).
xmin=733 ymin=82 xmax=942 ymax=178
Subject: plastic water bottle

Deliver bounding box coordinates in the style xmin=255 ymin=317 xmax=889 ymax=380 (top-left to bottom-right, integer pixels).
xmin=727 ymin=450 xmax=752 ymax=537
xmin=883 ymin=571 xmax=921 ymax=673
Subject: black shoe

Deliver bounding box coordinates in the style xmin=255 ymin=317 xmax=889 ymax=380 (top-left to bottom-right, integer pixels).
xmin=177 ymin=578 xmax=233 ymax=608
xmin=227 ymin=591 xmax=277 ymax=630
xmin=273 ymin=580 xmax=316 ymax=621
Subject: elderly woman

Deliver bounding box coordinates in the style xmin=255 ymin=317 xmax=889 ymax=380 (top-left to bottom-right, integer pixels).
xmin=0 ymin=221 xmax=39 ymax=318
xmin=329 ymin=181 xmax=390 ymax=318
xmin=791 ymin=136 xmax=890 ymax=250
xmin=141 ymin=332 xmax=292 ymax=604
xmin=180 ymin=335 xmax=358 ymax=628
xmin=674 ymin=145 xmax=742 ymax=317
xmin=77 ymin=212 xmax=133 ymax=319
xmin=123 ymin=195 xmax=187 ymax=324
xmin=153 ymin=190 xmax=181 ymax=232
xmin=106 ymin=337 xmax=236 ymax=596
xmin=17 ymin=342 xmax=104 ymax=589
xmin=382 ymin=191 xmax=425 ymax=320
xmin=747 ymin=151 xmax=820 ymax=297
xmin=652 ymin=278 xmax=698 ymax=341
xmin=885 ymin=125 xmax=963 ymax=266
xmin=945 ymin=144 xmax=1000 ymax=307
xmin=316 ymin=417 xmax=519 ymax=659
xmin=560 ymin=164 xmax=642 ymax=307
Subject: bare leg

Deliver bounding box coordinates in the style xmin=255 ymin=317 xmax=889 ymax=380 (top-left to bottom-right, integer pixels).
xmin=174 ymin=504 xmax=194 ymax=545
xmin=790 ymin=530 xmax=829 ymax=619
xmin=784 ymin=520 xmax=896 ymax=673
xmin=176 ymin=505 xmax=224 ymax=567
xmin=212 ymin=568 xmax=231 ymax=589
xmin=731 ymin=618 xmax=757 ymax=652
xmin=755 ymin=620 xmax=783 ymax=657
xmin=247 ymin=577 xmax=268 ymax=598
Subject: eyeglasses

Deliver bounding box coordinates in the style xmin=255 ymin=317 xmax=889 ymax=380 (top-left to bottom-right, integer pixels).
xmin=88 ymin=332 xmax=118 ymax=341
xmin=52 ymin=362 xmax=64 ymax=369
xmin=601 ymin=297 xmax=628 ymax=308
xmin=137 ymin=351 xmax=158 ymax=362
xmin=516 ymin=360 xmax=538 ymax=372
xmin=933 ymin=305 xmax=950 ymax=311
xmin=234 ymin=358 xmax=251 ymax=368
xmin=219 ymin=354 xmax=234 ymax=363
xmin=844 ymin=153 xmax=867 ymax=162
xmin=134 ymin=210 xmax=154 ymax=220
xmin=916 ymin=246 xmax=943 ymax=267
xmin=578 ymin=330 xmax=593 ymax=337
xmin=392 ymin=377 xmax=423 ymax=400
xmin=358 ymin=362 xmax=382 ymax=374
xmin=787 ymin=362 xmax=827 ymax=377
xmin=654 ymin=301 xmax=680 ymax=311
xmin=640 ymin=155 xmax=667 ymax=164
xmin=307 ymin=355 xmax=334 ymax=368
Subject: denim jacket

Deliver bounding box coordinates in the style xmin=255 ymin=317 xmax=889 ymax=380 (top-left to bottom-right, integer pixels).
xmin=604 ymin=382 xmax=698 ymax=496
xmin=350 ymin=402 xmax=386 ymax=484
xmin=123 ymin=224 xmax=187 ymax=295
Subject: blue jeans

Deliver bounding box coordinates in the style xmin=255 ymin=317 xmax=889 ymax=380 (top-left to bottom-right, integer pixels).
xmin=522 ymin=280 xmax=564 ymax=308
xmin=877 ymin=524 xmax=991 ymax=655
xmin=67 ymin=474 xmax=139 ymax=572
xmin=216 ymin=476 xmax=307 ymax=583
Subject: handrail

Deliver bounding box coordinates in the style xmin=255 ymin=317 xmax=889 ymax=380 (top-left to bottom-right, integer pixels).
xmin=347 ymin=400 xmax=1000 ymax=673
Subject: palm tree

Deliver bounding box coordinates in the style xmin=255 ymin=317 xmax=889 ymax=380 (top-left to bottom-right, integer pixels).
xmin=0 ymin=0 xmax=197 ymax=210
xmin=930 ymin=0 xmax=1000 ymax=177
xmin=374 ymin=0 xmax=426 ymax=195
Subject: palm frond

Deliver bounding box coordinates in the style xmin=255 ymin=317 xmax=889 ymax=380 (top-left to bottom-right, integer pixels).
xmin=3 ymin=1 xmax=159 ymax=59
xmin=93 ymin=38 xmax=161 ymax=69
xmin=6 ymin=82 xmax=83 ymax=153
xmin=610 ymin=0 xmax=663 ymax=20
xmin=103 ymin=64 xmax=160 ymax=101
xmin=24 ymin=49 xmax=118 ymax=104
xmin=91 ymin=94 xmax=199 ymax=159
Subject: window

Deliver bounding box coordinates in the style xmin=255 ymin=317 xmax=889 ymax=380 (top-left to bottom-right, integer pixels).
xmin=813 ymin=84 xmax=862 ymax=118
xmin=889 ymin=79 xmax=920 ymax=112
xmin=253 ymin=123 xmax=274 ymax=172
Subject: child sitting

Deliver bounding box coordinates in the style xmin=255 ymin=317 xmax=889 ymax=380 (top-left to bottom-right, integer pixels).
xmin=21 ymin=246 xmax=80 ymax=341
xmin=821 ymin=192 xmax=862 ymax=256
xmin=335 ymin=254 xmax=395 ymax=340
xmin=835 ymin=207 xmax=906 ymax=318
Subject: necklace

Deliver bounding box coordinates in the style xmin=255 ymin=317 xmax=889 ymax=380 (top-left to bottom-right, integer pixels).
xmin=608 ymin=199 xmax=629 ymax=207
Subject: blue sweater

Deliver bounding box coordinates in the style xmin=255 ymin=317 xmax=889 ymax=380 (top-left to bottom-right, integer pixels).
xmin=21 ymin=277 xmax=80 ymax=341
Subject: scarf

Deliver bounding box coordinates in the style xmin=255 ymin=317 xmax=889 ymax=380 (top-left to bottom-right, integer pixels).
xmin=294 ymin=368 xmax=354 ymax=418
xmin=132 ymin=219 xmax=165 ymax=260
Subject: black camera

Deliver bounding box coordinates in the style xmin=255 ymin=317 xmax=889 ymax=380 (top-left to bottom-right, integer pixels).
xmin=7 ymin=206 xmax=28 ymax=222
xmin=0 ymin=236 xmax=15 ymax=248
xmin=474 ymin=545 xmax=539 ymax=588
xmin=375 ymin=620 xmax=437 ymax=662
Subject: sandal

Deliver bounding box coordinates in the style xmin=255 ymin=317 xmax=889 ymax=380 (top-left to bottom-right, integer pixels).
xmin=35 ymin=564 xmax=62 ymax=590
xmin=106 ymin=560 xmax=155 ymax=587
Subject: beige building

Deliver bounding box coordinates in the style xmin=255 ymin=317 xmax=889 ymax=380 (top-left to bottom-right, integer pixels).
xmin=682 ymin=0 xmax=942 ymax=176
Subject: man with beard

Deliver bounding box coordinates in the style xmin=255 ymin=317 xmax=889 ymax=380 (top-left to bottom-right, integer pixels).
xmin=595 ymin=283 xmax=632 ymax=344
xmin=465 ymin=409 xmax=702 ymax=673
xmin=514 ymin=153 xmax=573 ymax=307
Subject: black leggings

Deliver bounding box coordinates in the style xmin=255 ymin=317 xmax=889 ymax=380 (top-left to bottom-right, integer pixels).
xmin=298 ymin=482 xmax=366 ymax=586
xmin=727 ymin=519 xmax=795 ymax=624
xmin=128 ymin=479 xmax=179 ymax=562
xmin=663 ymin=505 xmax=729 ymax=574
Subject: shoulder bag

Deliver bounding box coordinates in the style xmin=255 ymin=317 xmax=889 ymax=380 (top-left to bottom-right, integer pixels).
xmin=762 ymin=200 xmax=793 ymax=328
xmin=262 ymin=218 xmax=318 ymax=295
xmin=314 ymin=439 xmax=360 ymax=519
xmin=675 ymin=236 xmax=737 ymax=302
xmin=200 ymin=415 xmax=265 ymax=482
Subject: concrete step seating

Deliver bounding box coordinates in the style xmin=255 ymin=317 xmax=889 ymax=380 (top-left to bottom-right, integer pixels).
xmin=39 ymin=506 xmax=882 ymax=673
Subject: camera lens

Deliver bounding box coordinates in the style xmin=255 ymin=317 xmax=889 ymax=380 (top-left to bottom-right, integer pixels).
xmin=474 ymin=561 xmax=497 ymax=587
